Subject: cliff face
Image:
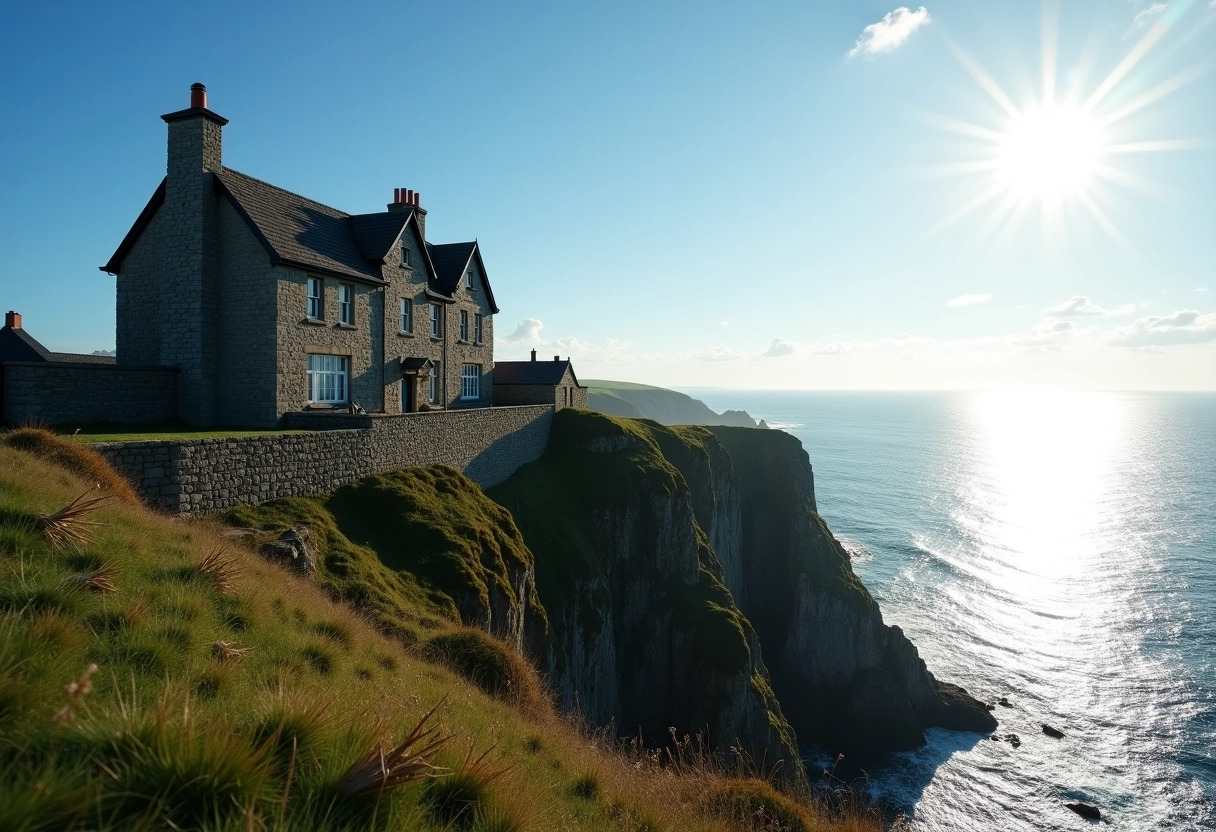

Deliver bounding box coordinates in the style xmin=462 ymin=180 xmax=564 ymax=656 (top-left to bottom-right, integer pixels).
xmin=490 ymin=423 xmax=802 ymax=778
xmin=491 ymin=411 xmax=995 ymax=763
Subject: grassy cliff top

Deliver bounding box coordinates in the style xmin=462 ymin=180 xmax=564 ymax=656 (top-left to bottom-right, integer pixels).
xmin=0 ymin=431 xmax=877 ymax=832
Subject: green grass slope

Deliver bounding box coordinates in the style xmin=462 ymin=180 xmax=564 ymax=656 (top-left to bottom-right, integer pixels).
xmin=223 ymin=466 xmax=546 ymax=646
xmin=0 ymin=433 xmax=880 ymax=832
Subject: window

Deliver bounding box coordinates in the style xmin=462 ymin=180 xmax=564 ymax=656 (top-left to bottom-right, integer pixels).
xmin=429 ymin=304 xmax=441 ymax=338
xmin=307 ymin=354 xmax=348 ymax=404
xmin=338 ymin=283 xmax=354 ymax=325
xmin=465 ymin=270 xmax=473 ymax=290
xmin=400 ymin=246 xmax=411 ymax=267
xmin=399 ymin=298 xmax=413 ymax=333
xmin=461 ymin=364 xmax=481 ymax=400
xmin=459 ymin=310 xmax=469 ymax=341
xmin=474 ymin=313 xmax=483 ymax=343
xmin=306 ymin=277 xmax=323 ymax=319
xmin=428 ymin=362 xmax=441 ymax=404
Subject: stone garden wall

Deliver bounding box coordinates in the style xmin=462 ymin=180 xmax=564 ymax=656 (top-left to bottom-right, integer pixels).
xmin=93 ymin=405 xmax=553 ymax=513
xmin=3 ymin=363 xmax=179 ymax=426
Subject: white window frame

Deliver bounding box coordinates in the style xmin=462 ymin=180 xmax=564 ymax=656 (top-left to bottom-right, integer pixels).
xmin=307 ymin=277 xmax=323 ymax=320
xmin=429 ymin=304 xmax=441 ymax=338
xmin=465 ymin=270 xmax=473 ymax=290
xmin=400 ymin=246 xmax=411 ymax=267
xmin=459 ymin=310 xmax=469 ymax=341
xmin=461 ymin=363 xmax=481 ymax=400
xmin=400 ymin=298 xmax=413 ymax=333
xmin=474 ymin=313 xmax=483 ymax=343
xmin=338 ymin=283 xmax=354 ymax=325
xmin=428 ymin=362 xmax=441 ymax=404
xmin=307 ymin=354 xmax=349 ymax=404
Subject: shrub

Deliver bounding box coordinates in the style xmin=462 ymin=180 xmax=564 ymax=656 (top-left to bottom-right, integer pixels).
xmin=570 ymin=771 xmax=599 ymax=800
xmin=703 ymin=778 xmax=815 ymax=832
xmin=419 ymin=628 xmax=545 ymax=712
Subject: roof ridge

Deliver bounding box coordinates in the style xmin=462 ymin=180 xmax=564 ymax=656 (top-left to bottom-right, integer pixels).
xmin=220 ymin=167 xmax=352 ymax=219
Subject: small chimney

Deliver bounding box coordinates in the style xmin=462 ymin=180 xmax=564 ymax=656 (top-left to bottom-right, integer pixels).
xmin=554 ymin=355 xmax=560 ymax=362
xmin=5 ymin=310 xmax=21 ymax=330
xmin=530 ymin=349 xmax=537 ymax=362
xmin=190 ymin=82 xmax=207 ymax=109
xmin=388 ymin=186 xmax=410 ymax=213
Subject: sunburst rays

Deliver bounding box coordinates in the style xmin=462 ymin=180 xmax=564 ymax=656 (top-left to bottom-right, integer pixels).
xmin=927 ymin=0 xmax=1209 ymax=244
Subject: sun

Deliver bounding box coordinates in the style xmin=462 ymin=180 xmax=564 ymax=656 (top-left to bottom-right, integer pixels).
xmin=996 ymin=102 xmax=1105 ymax=200
xmin=927 ymin=2 xmax=1202 ymax=241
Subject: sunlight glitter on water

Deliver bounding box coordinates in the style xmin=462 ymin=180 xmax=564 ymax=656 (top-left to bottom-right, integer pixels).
xmin=688 ymin=390 xmax=1216 ymax=831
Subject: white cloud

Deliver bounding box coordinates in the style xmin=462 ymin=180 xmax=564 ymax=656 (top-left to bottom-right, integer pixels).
xmin=847 ymin=7 xmax=931 ymax=58
xmin=1132 ymin=2 xmax=1168 ymax=31
xmin=946 ymin=293 xmax=992 ymax=308
xmin=1045 ymin=296 xmax=1134 ymax=317
xmin=692 ymin=345 xmax=746 ymax=362
xmin=504 ymin=317 xmax=543 ymax=342
xmin=761 ymin=338 xmax=797 ymax=358
xmin=1108 ymin=309 xmax=1216 ymax=347
xmin=1196 ymin=287 xmax=1209 ymax=293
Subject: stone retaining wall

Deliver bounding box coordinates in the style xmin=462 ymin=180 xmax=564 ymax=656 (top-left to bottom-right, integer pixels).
xmin=3 ymin=362 xmax=179 ymax=426
xmin=93 ymin=405 xmax=553 ymax=513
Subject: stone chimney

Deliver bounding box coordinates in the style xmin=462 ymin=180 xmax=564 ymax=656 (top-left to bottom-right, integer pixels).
xmin=530 ymin=348 xmax=537 ymax=361
xmin=4 ymin=311 xmax=21 ymax=329
xmin=387 ymin=187 xmax=426 ymax=241
xmin=155 ymin=83 xmax=228 ymax=424
xmin=554 ymin=355 xmax=560 ymax=362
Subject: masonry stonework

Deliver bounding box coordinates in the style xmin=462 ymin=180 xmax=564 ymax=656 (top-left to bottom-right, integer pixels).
xmin=4 ymin=363 xmax=178 ymax=426
xmin=93 ymin=404 xmax=552 ymax=514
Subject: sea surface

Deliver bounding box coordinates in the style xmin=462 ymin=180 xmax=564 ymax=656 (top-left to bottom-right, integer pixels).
xmin=684 ymin=390 xmax=1216 ymax=831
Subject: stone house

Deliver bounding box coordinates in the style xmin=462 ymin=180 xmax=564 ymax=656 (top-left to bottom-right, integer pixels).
xmin=493 ymin=351 xmax=587 ymax=410
xmin=99 ymin=84 xmax=500 ymax=428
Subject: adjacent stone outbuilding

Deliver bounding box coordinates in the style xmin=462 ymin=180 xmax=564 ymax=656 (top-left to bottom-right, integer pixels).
xmin=493 ymin=351 xmax=587 ymax=410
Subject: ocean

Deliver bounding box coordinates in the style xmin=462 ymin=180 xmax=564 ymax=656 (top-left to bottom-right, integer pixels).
xmin=684 ymin=390 xmax=1216 ymax=831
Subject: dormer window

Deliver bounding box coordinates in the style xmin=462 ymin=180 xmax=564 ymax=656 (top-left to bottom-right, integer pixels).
xmin=400 ymin=246 xmax=411 ymax=267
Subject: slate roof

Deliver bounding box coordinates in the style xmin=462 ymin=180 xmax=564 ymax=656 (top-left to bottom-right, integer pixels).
xmin=216 ymin=169 xmax=390 ymax=284
xmin=427 ymin=241 xmax=500 ymax=314
xmin=494 ymin=360 xmax=583 ymax=387
xmin=101 ymin=168 xmax=500 ymax=308
xmin=0 ymin=324 xmax=115 ymax=365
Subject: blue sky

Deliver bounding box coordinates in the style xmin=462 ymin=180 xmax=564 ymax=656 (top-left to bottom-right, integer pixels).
xmin=1 ymin=0 xmax=1213 ymax=389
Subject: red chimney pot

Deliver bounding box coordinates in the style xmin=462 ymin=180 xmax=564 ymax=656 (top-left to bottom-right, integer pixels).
xmin=413 ymin=191 xmax=421 ymax=207
xmin=5 ymin=311 xmax=22 ymax=330
xmin=190 ymin=82 xmax=207 ymax=109
xmin=394 ymin=188 xmax=401 ymax=203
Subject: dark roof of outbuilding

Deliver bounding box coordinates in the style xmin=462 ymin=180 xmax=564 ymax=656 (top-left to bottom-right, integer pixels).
xmin=0 ymin=325 xmax=52 ymax=362
xmin=0 ymin=323 xmax=116 ymax=365
xmin=494 ymin=360 xmax=583 ymax=387
xmin=48 ymin=352 xmax=117 ymax=365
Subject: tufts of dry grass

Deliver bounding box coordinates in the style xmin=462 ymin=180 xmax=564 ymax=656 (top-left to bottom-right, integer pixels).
xmin=63 ymin=563 xmax=118 ymax=594
xmin=210 ymin=640 xmax=252 ymax=662
xmin=3 ymin=427 xmax=140 ymax=504
xmin=335 ymin=695 xmax=453 ymax=799
xmin=38 ymin=489 xmax=112 ymax=550
xmin=419 ymin=628 xmax=548 ymax=716
xmin=196 ymin=548 xmax=239 ymax=593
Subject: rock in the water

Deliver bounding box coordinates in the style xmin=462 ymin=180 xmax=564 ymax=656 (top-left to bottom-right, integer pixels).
xmin=1005 ymin=733 xmax=1021 ymax=748
xmin=998 ymin=697 xmax=1012 ymax=707
xmin=1065 ymin=802 xmax=1101 ymax=820
xmin=989 ymin=734 xmax=1001 ymax=741
xmin=258 ymin=526 xmax=317 ymax=575
xmin=1042 ymin=723 xmax=1065 ymax=739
